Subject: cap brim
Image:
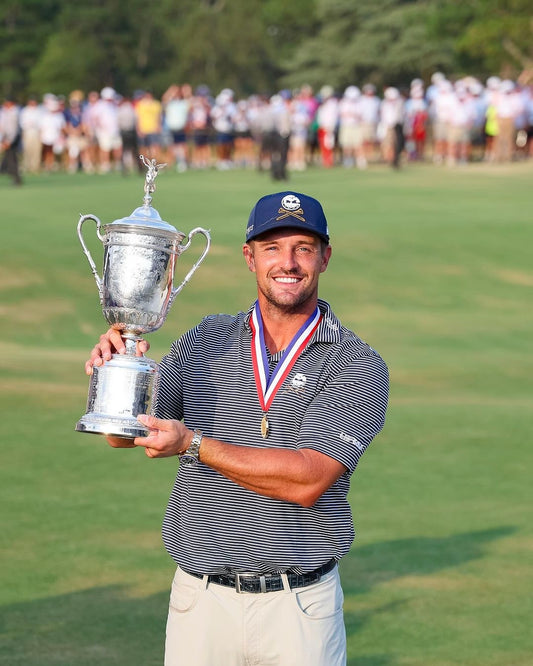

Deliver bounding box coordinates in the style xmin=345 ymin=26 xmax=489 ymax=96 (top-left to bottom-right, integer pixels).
xmin=247 ymin=220 xmax=329 ymax=244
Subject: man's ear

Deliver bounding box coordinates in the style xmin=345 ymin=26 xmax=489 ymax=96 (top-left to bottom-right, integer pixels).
xmin=320 ymin=245 xmax=332 ymax=273
xmin=243 ymin=243 xmax=256 ymax=272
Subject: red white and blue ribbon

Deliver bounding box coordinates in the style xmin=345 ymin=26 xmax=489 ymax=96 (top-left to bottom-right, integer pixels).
xmin=250 ymin=301 xmax=321 ymax=436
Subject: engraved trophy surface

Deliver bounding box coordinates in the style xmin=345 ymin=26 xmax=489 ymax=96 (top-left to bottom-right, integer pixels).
xmin=75 ymin=156 xmax=210 ymax=438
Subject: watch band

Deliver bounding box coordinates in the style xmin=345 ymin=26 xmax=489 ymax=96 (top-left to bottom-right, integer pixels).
xmin=179 ymin=429 xmax=202 ymax=466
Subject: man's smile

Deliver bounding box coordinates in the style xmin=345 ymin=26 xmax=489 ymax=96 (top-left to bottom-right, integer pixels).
xmin=273 ymin=276 xmax=302 ymax=284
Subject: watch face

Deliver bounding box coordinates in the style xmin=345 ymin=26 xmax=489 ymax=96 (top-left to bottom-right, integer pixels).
xmin=179 ymin=454 xmax=197 ymax=466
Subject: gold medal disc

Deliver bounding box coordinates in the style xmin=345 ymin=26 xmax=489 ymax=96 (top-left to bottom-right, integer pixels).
xmin=261 ymin=414 xmax=269 ymax=439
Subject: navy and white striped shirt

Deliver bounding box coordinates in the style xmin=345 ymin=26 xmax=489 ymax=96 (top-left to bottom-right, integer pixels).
xmin=156 ymin=299 xmax=389 ymax=575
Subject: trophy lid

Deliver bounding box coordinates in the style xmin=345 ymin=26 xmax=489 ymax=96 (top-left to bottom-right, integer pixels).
xmin=104 ymin=156 xmax=185 ymax=241
xmin=110 ymin=203 xmax=182 ymax=235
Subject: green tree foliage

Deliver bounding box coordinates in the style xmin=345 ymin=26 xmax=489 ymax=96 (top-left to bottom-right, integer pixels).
xmin=161 ymin=0 xmax=279 ymax=95
xmin=154 ymin=0 xmax=318 ymax=95
xmin=28 ymin=0 xmax=176 ymax=96
xmin=22 ymin=0 xmax=318 ymax=98
xmin=1 ymin=0 xmax=531 ymax=100
xmin=0 ymin=0 xmax=62 ymax=97
xmin=428 ymin=0 xmax=533 ymax=80
xmin=280 ymin=0 xmax=455 ymax=92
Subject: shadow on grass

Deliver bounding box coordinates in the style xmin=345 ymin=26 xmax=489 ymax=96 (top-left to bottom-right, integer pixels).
xmin=341 ymin=526 xmax=516 ymax=666
xmin=0 ymin=527 xmax=515 ymax=666
xmin=341 ymin=526 xmax=516 ymax=593
xmin=345 ymin=600 xmax=406 ymax=666
xmin=0 ymin=585 xmax=168 ymax=666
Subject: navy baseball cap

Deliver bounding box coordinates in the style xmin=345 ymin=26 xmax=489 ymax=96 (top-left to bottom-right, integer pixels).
xmin=245 ymin=191 xmax=330 ymax=244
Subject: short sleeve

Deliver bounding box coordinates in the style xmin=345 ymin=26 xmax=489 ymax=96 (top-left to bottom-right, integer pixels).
xmin=296 ymin=351 xmax=389 ymax=472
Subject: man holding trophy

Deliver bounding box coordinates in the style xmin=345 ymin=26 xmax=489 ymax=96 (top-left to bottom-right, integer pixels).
xmin=83 ymin=187 xmax=389 ymax=665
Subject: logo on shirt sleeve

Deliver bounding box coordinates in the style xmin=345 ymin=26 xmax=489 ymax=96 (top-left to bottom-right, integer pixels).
xmin=339 ymin=431 xmax=365 ymax=452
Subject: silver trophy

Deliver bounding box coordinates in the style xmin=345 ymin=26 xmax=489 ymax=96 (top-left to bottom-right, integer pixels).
xmin=75 ymin=156 xmax=210 ymax=438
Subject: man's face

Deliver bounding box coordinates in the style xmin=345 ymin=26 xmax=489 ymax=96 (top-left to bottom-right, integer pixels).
xmin=243 ymin=229 xmax=331 ymax=314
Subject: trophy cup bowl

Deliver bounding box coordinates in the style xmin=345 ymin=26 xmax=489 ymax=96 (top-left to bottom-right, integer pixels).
xmin=75 ymin=157 xmax=210 ymax=439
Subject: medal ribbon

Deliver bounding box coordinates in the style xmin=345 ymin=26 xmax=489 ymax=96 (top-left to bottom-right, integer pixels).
xmin=250 ymin=301 xmax=322 ymax=413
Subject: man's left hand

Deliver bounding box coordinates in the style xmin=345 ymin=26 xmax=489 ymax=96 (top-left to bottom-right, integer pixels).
xmin=132 ymin=414 xmax=193 ymax=458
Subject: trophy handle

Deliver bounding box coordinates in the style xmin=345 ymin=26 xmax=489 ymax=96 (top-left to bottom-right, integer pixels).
xmin=77 ymin=214 xmax=105 ymax=297
xmin=170 ymin=227 xmax=211 ymax=304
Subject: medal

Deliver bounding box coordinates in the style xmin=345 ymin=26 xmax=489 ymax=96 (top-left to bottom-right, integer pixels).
xmin=250 ymin=301 xmax=322 ymax=439
xmin=261 ymin=414 xmax=270 ymax=439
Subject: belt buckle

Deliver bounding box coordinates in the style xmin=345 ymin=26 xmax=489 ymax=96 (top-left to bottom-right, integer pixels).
xmin=235 ymin=572 xmax=266 ymax=594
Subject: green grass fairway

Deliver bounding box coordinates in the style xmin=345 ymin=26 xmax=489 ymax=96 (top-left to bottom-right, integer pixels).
xmin=1 ymin=162 xmax=532 ymax=665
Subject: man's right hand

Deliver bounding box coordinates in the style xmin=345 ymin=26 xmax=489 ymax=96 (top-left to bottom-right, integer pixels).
xmin=85 ymin=328 xmax=150 ymax=375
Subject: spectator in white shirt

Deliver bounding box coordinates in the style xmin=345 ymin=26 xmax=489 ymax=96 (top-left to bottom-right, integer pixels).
xmin=92 ymin=87 xmax=122 ymax=173
xmin=446 ymin=83 xmax=476 ymax=165
xmin=379 ymin=87 xmax=405 ymax=168
xmin=338 ymin=86 xmax=366 ymax=169
xmin=39 ymin=94 xmax=66 ymax=172
xmin=20 ymin=97 xmax=42 ymax=173
xmin=359 ymin=83 xmax=381 ymax=163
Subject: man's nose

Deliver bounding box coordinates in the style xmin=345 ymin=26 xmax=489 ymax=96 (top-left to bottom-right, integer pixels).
xmin=279 ymin=250 xmax=299 ymax=271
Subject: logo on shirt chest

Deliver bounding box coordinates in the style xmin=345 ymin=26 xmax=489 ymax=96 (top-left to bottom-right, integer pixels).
xmin=285 ymin=372 xmax=307 ymax=396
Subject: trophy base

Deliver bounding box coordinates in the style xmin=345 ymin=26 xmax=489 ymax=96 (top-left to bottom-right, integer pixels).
xmin=75 ymin=414 xmax=149 ymax=439
xmin=76 ymin=352 xmax=158 ymax=440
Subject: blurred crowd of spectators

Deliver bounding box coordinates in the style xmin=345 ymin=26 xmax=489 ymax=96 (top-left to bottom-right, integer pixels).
xmin=1 ymin=73 xmax=532 ymax=185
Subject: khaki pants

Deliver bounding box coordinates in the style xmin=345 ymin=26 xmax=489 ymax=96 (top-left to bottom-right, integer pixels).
xmin=494 ymin=116 xmax=515 ymax=162
xmin=165 ymin=565 xmax=346 ymax=665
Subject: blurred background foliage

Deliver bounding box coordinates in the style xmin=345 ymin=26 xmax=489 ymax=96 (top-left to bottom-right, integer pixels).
xmin=0 ymin=0 xmax=532 ymax=99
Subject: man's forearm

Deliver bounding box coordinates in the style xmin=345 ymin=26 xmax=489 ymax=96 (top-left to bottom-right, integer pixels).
xmin=198 ymin=436 xmax=346 ymax=508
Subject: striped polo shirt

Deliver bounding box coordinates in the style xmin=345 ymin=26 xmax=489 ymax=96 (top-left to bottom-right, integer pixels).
xmin=156 ymin=299 xmax=389 ymax=575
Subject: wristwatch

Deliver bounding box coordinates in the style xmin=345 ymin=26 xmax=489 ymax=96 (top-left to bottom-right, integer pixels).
xmin=179 ymin=429 xmax=203 ymax=466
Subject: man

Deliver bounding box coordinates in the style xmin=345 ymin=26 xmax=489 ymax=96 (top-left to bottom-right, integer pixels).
xmin=86 ymin=191 xmax=389 ymax=665
xmin=162 ymin=84 xmax=192 ymax=172
xmin=210 ymin=88 xmax=236 ymax=170
xmin=0 ymin=97 xmax=22 ymax=185
xmin=64 ymin=90 xmax=88 ymax=174
xmin=315 ymin=85 xmax=339 ymax=168
xmin=92 ymin=87 xmax=123 ymax=173
xmin=338 ymin=86 xmax=365 ymax=169
xmin=117 ymin=94 xmax=142 ymax=175
xmin=379 ymin=87 xmax=405 ymax=169
xmin=268 ymin=93 xmax=291 ymax=180
xmin=20 ymin=96 xmax=43 ymax=174
xmin=135 ymin=89 xmax=163 ymax=161
xmin=359 ymin=83 xmax=381 ymax=164
xmin=39 ymin=94 xmax=66 ymax=173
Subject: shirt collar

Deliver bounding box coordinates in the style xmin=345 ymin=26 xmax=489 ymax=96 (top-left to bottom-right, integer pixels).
xmin=244 ymin=298 xmax=342 ymax=345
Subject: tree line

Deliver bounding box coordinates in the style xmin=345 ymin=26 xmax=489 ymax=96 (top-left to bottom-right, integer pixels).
xmin=1 ymin=0 xmax=531 ymax=100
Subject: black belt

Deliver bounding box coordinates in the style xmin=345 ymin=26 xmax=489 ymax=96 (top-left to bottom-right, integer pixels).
xmin=182 ymin=558 xmax=336 ymax=594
